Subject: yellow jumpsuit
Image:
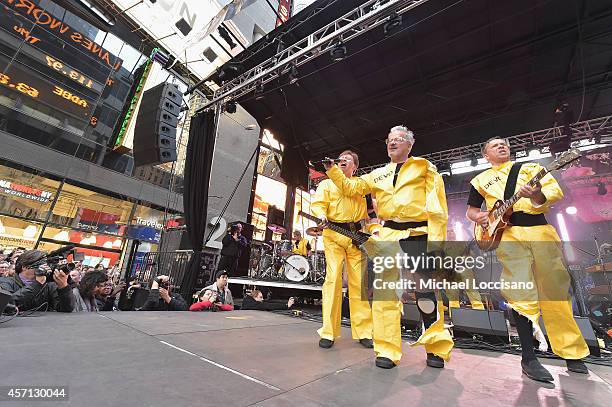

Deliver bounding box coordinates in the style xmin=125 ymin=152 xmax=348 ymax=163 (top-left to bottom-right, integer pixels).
xmin=292 ymin=239 xmax=309 ymax=256
xmin=471 ymin=161 xmax=589 ymax=359
xmin=326 ymin=157 xmax=454 ymax=364
xmin=311 ymin=178 xmax=373 ymax=342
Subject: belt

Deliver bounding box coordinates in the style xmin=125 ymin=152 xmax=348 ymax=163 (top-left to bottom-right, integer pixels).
xmin=329 ymin=221 xmax=361 ymax=232
xmin=384 ymin=220 xmax=428 ymax=230
xmin=509 ymin=212 xmax=548 ymax=227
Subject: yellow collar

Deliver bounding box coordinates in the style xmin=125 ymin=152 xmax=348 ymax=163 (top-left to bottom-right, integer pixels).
xmin=491 ymin=160 xmax=513 ymax=171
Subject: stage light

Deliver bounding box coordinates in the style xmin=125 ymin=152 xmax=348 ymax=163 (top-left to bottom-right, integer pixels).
xmin=330 ymin=41 xmax=347 ymax=62
xmin=565 ymin=206 xmax=577 ymax=215
xmin=288 ymin=63 xmax=299 ymax=84
xmin=383 ymin=12 xmax=402 ymax=36
xmin=437 ymin=161 xmax=451 ymax=176
xmin=556 ymin=213 xmax=576 ymax=261
xmin=255 ymin=82 xmax=265 ymax=100
xmin=597 ymin=181 xmax=607 ymax=196
xmin=225 ymin=101 xmax=237 ymax=114
xmin=23 ymin=225 xmax=37 ymax=239
xmin=0 ymin=218 xmax=5 ymax=235
xmin=528 ymin=147 xmax=540 ymax=157
xmin=454 ymin=221 xmax=465 ymax=241
xmin=470 ymin=155 xmax=478 ymax=167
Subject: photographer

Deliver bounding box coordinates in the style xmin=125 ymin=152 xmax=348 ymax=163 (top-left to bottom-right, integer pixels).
xmin=96 ymin=280 xmax=126 ymax=311
xmin=241 ymin=290 xmax=295 ymax=311
xmin=72 ymin=270 xmax=109 ymax=312
xmin=0 ymin=250 xmax=74 ymax=312
xmin=189 ymin=289 xmax=233 ymax=312
xmin=141 ymin=275 xmax=188 ymax=311
xmin=217 ymin=223 xmax=249 ymax=276
xmin=203 ymin=270 xmax=234 ymax=309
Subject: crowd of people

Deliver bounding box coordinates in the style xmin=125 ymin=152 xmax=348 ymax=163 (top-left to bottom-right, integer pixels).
xmin=0 ymin=247 xmax=293 ymax=316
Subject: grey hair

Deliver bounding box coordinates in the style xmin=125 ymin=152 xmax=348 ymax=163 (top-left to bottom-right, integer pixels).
xmin=389 ymin=125 xmax=415 ymax=144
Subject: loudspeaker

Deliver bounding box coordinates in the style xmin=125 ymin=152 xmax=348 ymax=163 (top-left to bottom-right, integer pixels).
xmin=235 ymin=222 xmax=254 ymax=277
xmin=401 ymin=302 xmax=421 ymax=328
xmin=452 ymin=308 xmax=509 ymax=343
xmin=102 ymin=151 xmax=134 ymax=176
xmin=133 ymin=82 xmax=181 ymax=166
xmin=538 ymin=316 xmax=600 ymax=357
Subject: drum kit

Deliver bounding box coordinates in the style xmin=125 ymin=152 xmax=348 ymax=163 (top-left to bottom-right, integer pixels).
xmin=249 ymin=223 xmax=326 ymax=284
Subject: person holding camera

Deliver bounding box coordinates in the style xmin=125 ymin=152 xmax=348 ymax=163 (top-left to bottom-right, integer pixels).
xmin=72 ymin=270 xmax=109 ymax=312
xmin=189 ymin=289 xmax=233 ymax=311
xmin=141 ymin=275 xmax=188 ymax=311
xmin=241 ymin=289 xmax=295 ymax=311
xmin=203 ymin=270 xmax=234 ymax=309
xmin=0 ymin=250 xmax=74 ymax=312
xmin=217 ymin=223 xmax=249 ymax=276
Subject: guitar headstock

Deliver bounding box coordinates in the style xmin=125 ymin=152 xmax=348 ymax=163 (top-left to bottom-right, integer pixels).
xmin=547 ymin=148 xmax=581 ymax=171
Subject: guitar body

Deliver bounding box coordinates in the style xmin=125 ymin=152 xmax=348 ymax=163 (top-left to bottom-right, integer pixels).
xmin=474 ymin=200 xmax=512 ymax=251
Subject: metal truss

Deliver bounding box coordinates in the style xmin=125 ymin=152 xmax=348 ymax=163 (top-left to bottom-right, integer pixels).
xmin=198 ymin=0 xmax=431 ymax=111
xmin=356 ymin=114 xmax=612 ymax=174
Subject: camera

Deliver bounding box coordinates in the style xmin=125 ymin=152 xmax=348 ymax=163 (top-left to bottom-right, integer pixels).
xmin=155 ymin=276 xmax=169 ymax=289
xmin=31 ymin=245 xmax=76 ymax=282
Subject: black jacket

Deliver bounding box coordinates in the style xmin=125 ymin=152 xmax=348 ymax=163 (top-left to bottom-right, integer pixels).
xmin=220 ymin=234 xmax=248 ymax=257
xmin=141 ymin=289 xmax=188 ymax=311
xmin=0 ymin=274 xmax=74 ymax=312
xmin=241 ymin=296 xmax=289 ymax=311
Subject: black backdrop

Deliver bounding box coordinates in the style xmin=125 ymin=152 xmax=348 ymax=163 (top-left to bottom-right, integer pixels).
xmin=180 ymin=110 xmax=217 ymax=301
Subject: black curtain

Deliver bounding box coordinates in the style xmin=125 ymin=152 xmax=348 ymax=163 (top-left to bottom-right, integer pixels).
xmin=180 ymin=110 xmax=217 ymax=302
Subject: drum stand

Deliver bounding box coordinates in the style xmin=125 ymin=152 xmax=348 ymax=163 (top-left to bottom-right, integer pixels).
xmin=260 ymin=241 xmax=280 ymax=280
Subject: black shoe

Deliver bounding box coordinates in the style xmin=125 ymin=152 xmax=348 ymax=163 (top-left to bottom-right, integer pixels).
xmin=521 ymin=359 xmax=554 ymax=382
xmin=359 ymin=338 xmax=373 ymax=348
xmin=566 ymin=359 xmax=589 ymax=374
xmin=319 ymin=338 xmax=334 ymax=349
xmin=426 ymin=353 xmax=444 ymax=368
xmin=375 ymin=357 xmax=396 ymax=369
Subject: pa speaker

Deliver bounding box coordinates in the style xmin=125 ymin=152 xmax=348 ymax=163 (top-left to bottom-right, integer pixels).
xmin=102 ymin=151 xmax=134 ymax=176
xmin=452 ymin=308 xmax=509 ymax=343
xmin=133 ymin=82 xmax=181 ymax=166
xmin=538 ymin=316 xmax=600 ymax=356
xmin=401 ymin=302 xmax=421 ymax=328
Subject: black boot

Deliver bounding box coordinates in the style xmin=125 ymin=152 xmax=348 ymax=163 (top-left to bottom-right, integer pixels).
xmin=566 ymin=359 xmax=589 ymax=374
xmin=521 ymin=359 xmax=553 ymax=382
xmin=358 ymin=338 xmax=373 ymax=348
xmin=375 ymin=357 xmax=396 ymax=369
xmin=426 ymin=353 xmax=444 ymax=368
xmin=319 ymin=338 xmax=334 ymax=349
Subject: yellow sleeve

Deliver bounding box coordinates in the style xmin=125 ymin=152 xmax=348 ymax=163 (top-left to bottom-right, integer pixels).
xmin=326 ymin=165 xmax=372 ymax=196
xmin=310 ymin=181 xmax=329 ymax=220
xmin=425 ymin=164 xmax=448 ymax=242
xmin=534 ymin=164 xmax=564 ymax=211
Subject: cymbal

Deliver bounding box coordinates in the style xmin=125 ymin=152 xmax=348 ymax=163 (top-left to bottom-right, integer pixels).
xmin=267 ymin=224 xmax=287 ymax=234
xmin=306 ymin=226 xmax=323 ymax=237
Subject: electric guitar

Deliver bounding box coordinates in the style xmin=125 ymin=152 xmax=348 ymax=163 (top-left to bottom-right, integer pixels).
xmin=474 ymin=148 xmax=581 ymax=251
xmin=298 ymin=211 xmax=370 ymax=247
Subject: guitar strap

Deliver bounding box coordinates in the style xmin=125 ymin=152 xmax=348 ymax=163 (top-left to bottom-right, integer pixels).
xmin=504 ymin=162 xmax=523 ymax=200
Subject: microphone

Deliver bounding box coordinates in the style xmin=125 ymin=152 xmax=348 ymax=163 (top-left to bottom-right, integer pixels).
xmin=309 ymin=157 xmax=346 ymax=165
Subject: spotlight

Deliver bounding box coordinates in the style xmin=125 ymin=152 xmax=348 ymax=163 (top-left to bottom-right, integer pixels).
xmin=565 ymin=206 xmax=577 ymax=215
xmin=470 ymin=155 xmax=478 ymax=167
xmin=597 ymin=181 xmax=607 ymax=196
xmin=330 ymin=41 xmax=347 ymax=62
xmin=437 ymin=162 xmax=451 ymax=176
xmin=225 ymin=101 xmax=237 ymax=114
xmin=288 ymin=63 xmax=299 ymax=84
xmin=255 ymin=82 xmax=265 ymax=100
xmin=383 ymin=13 xmax=402 ymax=36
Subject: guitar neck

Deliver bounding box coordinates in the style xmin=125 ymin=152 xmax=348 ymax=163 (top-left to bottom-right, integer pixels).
xmin=494 ymin=168 xmax=548 ymax=218
xmin=298 ymin=211 xmax=367 ymax=244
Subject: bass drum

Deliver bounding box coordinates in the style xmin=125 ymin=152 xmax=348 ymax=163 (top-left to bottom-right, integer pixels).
xmin=281 ymin=254 xmax=310 ymax=282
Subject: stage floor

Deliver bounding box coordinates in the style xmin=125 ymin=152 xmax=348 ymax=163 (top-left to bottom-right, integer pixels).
xmin=1 ymin=311 xmax=611 ymax=407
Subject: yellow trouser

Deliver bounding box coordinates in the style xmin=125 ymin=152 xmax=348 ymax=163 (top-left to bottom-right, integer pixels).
xmin=318 ymin=229 xmax=373 ymax=341
xmin=365 ymin=227 xmax=454 ymax=364
xmin=496 ymin=225 xmax=589 ymax=360
xmin=446 ymin=268 xmax=485 ymax=313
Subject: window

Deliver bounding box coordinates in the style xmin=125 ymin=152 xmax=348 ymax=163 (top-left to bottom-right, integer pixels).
xmin=0 ymin=166 xmax=61 ymax=221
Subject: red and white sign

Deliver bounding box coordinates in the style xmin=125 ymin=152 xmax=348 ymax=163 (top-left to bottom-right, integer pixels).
xmin=0 ymin=179 xmax=52 ymax=203
xmin=276 ymin=0 xmax=292 ymax=27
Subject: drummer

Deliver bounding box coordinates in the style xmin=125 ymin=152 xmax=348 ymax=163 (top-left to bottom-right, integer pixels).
xmin=292 ymin=230 xmax=312 ymax=257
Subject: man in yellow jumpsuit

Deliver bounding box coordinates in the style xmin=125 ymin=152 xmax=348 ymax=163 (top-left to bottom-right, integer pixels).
xmin=292 ymin=230 xmax=311 ymax=256
xmin=311 ymin=150 xmax=374 ymax=350
xmin=324 ymin=126 xmax=453 ymax=369
xmin=467 ymin=137 xmax=589 ymax=382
